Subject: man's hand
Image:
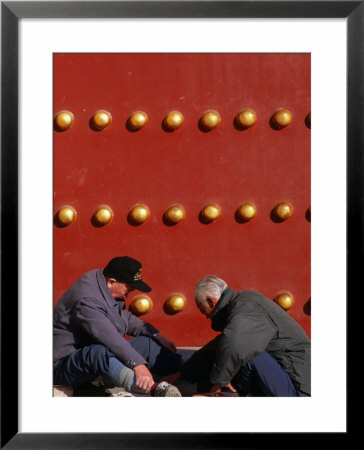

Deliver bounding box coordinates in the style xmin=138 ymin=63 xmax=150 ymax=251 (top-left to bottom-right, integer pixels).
xmin=154 ymin=334 xmax=177 ymax=353
xmin=133 ymin=364 xmax=155 ymax=394
xmin=209 ymin=382 xmax=237 ymax=393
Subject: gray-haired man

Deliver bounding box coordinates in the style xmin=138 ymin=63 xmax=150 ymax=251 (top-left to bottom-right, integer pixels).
xmin=163 ymin=275 xmax=310 ymax=397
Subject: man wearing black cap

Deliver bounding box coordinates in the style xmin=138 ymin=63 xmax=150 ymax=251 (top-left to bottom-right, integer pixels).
xmin=53 ymin=256 xmax=182 ymax=396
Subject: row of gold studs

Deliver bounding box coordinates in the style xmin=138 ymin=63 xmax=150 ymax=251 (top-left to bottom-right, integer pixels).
xmin=130 ymin=290 xmax=296 ymax=316
xmin=55 ymin=202 xmax=311 ymax=227
xmin=54 ymin=109 xmax=311 ymax=132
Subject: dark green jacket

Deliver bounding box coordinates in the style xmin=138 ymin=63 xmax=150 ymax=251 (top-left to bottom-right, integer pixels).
xmin=210 ymin=288 xmax=311 ymax=395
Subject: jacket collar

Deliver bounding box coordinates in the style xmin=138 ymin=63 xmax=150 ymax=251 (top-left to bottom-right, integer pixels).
xmin=211 ymin=288 xmax=238 ymax=331
xmin=96 ymin=269 xmax=119 ymax=308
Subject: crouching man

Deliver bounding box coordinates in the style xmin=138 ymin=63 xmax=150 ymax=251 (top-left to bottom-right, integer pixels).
xmin=163 ymin=275 xmax=310 ymax=397
xmin=53 ymin=256 xmax=182 ymax=396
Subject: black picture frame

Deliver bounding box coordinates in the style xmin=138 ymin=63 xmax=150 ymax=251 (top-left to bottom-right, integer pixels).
xmin=1 ymin=1 xmax=357 ymax=448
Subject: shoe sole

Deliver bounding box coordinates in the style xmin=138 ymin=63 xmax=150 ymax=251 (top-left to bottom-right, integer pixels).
xmin=155 ymin=384 xmax=182 ymax=397
xmin=164 ymin=386 xmax=182 ymax=397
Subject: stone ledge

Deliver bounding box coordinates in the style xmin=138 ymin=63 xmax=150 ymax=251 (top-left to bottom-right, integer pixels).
xmin=53 ymin=385 xmax=74 ymax=397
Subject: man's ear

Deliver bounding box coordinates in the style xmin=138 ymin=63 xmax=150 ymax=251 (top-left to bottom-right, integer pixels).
xmin=207 ymin=297 xmax=218 ymax=308
xmin=106 ymin=277 xmax=117 ymax=287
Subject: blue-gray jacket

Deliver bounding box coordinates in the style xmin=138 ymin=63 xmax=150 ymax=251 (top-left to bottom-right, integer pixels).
xmin=53 ymin=269 xmax=158 ymax=367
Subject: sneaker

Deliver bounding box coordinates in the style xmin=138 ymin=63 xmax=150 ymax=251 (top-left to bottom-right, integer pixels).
xmin=153 ymin=381 xmax=182 ymax=397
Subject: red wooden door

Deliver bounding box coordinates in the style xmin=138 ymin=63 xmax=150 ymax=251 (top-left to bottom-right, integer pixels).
xmin=53 ymin=53 xmax=311 ymax=346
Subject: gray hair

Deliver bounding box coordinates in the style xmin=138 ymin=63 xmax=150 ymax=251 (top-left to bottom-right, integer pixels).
xmin=195 ymin=275 xmax=228 ymax=307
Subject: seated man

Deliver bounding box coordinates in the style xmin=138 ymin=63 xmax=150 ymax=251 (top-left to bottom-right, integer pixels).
xmin=164 ymin=275 xmax=311 ymax=397
xmin=53 ymin=256 xmax=182 ymax=396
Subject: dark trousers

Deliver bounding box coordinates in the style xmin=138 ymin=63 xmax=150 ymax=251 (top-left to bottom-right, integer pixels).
xmin=180 ymin=336 xmax=307 ymax=397
xmin=53 ymin=336 xmax=182 ymax=386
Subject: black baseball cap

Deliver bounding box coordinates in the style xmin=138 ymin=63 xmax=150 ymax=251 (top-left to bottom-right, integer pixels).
xmin=103 ymin=256 xmax=151 ymax=292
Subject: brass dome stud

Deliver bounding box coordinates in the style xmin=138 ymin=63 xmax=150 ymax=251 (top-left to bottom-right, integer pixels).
xmin=130 ymin=294 xmax=153 ymax=316
xmin=274 ymin=291 xmax=295 ymax=311
xmin=235 ymin=109 xmax=257 ymax=129
xmin=236 ymin=202 xmax=257 ymax=221
xmin=56 ymin=205 xmax=77 ymax=226
xmin=200 ymin=110 xmax=221 ymax=131
xmin=129 ymin=204 xmax=150 ymax=224
xmin=91 ymin=110 xmax=112 ymax=130
xmin=93 ymin=205 xmax=114 ymax=226
xmin=201 ymin=203 xmax=221 ymax=222
xmin=306 ymin=205 xmax=311 ymax=222
xmin=272 ymin=108 xmax=292 ymax=129
xmin=305 ymin=111 xmax=311 ymax=129
xmin=164 ymin=205 xmax=185 ymax=224
xmin=163 ymin=111 xmax=184 ymax=131
xmin=165 ymin=293 xmax=186 ymax=314
xmin=128 ymin=111 xmax=148 ymax=130
xmin=273 ymin=201 xmax=293 ymax=221
xmin=54 ymin=111 xmax=74 ymax=131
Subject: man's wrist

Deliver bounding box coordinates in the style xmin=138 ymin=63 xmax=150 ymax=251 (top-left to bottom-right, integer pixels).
xmin=125 ymin=360 xmax=138 ymax=369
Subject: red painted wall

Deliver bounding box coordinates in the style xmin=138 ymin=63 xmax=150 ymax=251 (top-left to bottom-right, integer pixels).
xmin=53 ymin=53 xmax=310 ymax=346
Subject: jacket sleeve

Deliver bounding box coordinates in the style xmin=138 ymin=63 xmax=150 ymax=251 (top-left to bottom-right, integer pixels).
xmin=72 ymin=298 xmax=148 ymax=367
xmin=210 ymin=302 xmax=277 ymax=386
xmin=123 ymin=310 xmax=159 ymax=338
